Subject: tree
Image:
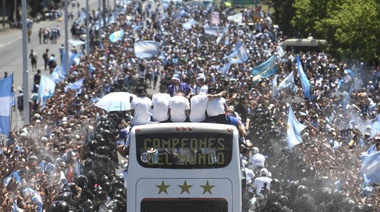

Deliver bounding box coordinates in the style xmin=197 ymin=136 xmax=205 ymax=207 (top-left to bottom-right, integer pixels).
xmin=292 ymin=0 xmax=380 ymax=62
xmin=271 ymin=0 xmax=296 ymax=37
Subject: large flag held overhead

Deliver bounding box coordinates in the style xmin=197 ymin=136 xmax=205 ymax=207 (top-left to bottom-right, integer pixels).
xmin=182 ymin=18 xmax=197 ymax=30
xmin=223 ymin=39 xmax=249 ymax=64
xmin=23 ymin=187 xmax=43 ymax=212
xmin=251 ymin=55 xmax=277 ymax=81
xmin=221 ymin=61 xmax=231 ymax=77
xmin=287 ymin=106 xmax=307 ymax=149
xmin=134 ymin=40 xmax=161 ymax=59
xmin=227 ymin=13 xmax=243 ymax=23
xmin=216 ymin=24 xmax=229 ymax=44
xmin=38 ymin=75 xmax=56 ymax=105
xmin=75 ymin=10 xmax=87 ymax=25
xmin=109 ymin=13 xmax=116 ymax=24
xmin=277 ymin=45 xmax=285 ymax=58
xmin=4 ymin=170 xmax=21 ymax=186
xmin=367 ymin=144 xmax=377 ymax=155
xmin=68 ymin=39 xmax=86 ymax=46
xmin=296 ymin=56 xmax=311 ymax=99
xmin=109 ymin=30 xmax=125 ymax=43
xmin=361 ymin=151 xmax=380 ymax=185
xmin=0 ymin=74 xmax=13 ymax=137
xmin=64 ymin=78 xmax=85 ymax=92
xmin=50 ymin=65 xmax=65 ymax=83
xmin=278 ymin=71 xmax=294 ymax=90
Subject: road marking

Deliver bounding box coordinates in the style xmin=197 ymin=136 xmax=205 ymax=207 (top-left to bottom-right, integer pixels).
xmin=0 ymin=36 xmax=22 ymax=49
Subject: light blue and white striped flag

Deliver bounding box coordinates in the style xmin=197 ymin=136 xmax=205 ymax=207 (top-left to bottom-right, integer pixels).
xmin=182 ymin=19 xmax=197 ymax=30
xmin=134 ymin=40 xmax=161 ymax=59
xmin=37 ymin=75 xmax=56 ymax=105
xmin=361 ymin=151 xmax=380 ymax=185
xmin=251 ymin=56 xmax=277 ymax=81
xmin=223 ymin=39 xmax=249 ymax=64
xmin=277 ymin=45 xmax=285 ymax=58
xmin=64 ymin=78 xmax=85 ymax=92
xmin=287 ymin=106 xmax=307 ymax=148
xmin=278 ymin=71 xmax=294 ymax=90
xmin=296 ymin=56 xmax=311 ymax=99
xmin=50 ymin=65 xmax=65 ymax=83
xmin=227 ymin=13 xmax=243 ymax=23
xmin=68 ymin=39 xmax=86 ymax=46
xmin=0 ymin=74 xmax=13 ymax=136
xmin=272 ymin=75 xmax=280 ymax=98
xmin=109 ymin=30 xmax=125 ymax=43
xmin=221 ymin=61 xmax=231 ymax=77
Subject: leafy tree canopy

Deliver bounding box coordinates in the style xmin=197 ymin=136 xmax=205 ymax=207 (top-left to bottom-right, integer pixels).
xmin=292 ymin=0 xmax=380 ymax=62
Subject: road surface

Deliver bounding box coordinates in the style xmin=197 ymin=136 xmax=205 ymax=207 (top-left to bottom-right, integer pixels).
xmin=0 ymin=0 xmax=104 ymax=132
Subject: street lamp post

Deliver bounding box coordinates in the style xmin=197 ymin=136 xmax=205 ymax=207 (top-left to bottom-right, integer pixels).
xmin=98 ymin=0 xmax=102 ymax=40
xmin=64 ymin=0 xmax=69 ymax=76
xmin=86 ymin=0 xmax=90 ymax=54
xmin=21 ymin=0 xmax=29 ymax=125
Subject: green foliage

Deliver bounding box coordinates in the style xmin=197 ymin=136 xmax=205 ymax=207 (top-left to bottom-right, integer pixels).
xmin=292 ymin=0 xmax=380 ymax=62
xmin=271 ymin=0 xmax=296 ymax=36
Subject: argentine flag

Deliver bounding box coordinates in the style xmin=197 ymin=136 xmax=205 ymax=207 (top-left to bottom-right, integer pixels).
xmin=109 ymin=30 xmax=125 ymax=43
xmin=65 ymin=78 xmax=85 ymax=92
xmin=287 ymin=106 xmax=307 ymax=149
xmin=37 ymin=75 xmax=56 ymax=105
xmin=0 ymin=74 xmax=13 ymax=137
xmin=134 ymin=40 xmax=161 ymax=59
xmin=227 ymin=13 xmax=243 ymax=23
xmin=50 ymin=65 xmax=65 ymax=83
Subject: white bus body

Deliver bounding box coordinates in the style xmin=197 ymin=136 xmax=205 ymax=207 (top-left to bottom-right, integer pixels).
xmin=127 ymin=123 xmax=242 ymax=212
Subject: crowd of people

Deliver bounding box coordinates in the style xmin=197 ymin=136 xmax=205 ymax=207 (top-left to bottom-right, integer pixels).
xmin=1 ymin=0 xmax=380 ymax=211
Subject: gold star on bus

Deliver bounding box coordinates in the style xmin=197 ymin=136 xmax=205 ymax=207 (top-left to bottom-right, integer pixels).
xmin=156 ymin=180 xmax=170 ymax=194
xmin=178 ymin=180 xmax=192 ymax=194
xmin=201 ymin=180 xmax=215 ymax=194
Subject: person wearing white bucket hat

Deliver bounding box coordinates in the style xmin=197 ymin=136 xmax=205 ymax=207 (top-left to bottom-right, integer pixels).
xmin=167 ymin=74 xmax=192 ymax=97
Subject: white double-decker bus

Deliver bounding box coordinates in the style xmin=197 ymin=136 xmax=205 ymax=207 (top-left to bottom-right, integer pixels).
xmin=127 ymin=122 xmax=242 ymax=212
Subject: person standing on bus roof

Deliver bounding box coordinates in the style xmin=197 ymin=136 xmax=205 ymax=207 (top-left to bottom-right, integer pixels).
xmin=168 ymin=90 xmax=190 ymax=122
xmin=206 ymin=84 xmax=228 ymax=124
xmin=152 ymin=85 xmax=171 ymax=122
xmin=130 ymin=86 xmax=152 ymax=126
xmin=190 ymin=87 xmax=226 ymax=122
xmin=167 ymin=74 xmax=192 ymax=97
xmin=192 ymin=73 xmax=208 ymax=95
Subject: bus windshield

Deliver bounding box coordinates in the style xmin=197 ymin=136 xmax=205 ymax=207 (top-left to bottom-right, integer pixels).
xmin=136 ymin=131 xmax=233 ymax=169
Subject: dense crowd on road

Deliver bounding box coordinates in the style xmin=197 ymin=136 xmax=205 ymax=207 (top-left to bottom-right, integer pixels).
xmin=1 ymin=0 xmax=380 ymax=211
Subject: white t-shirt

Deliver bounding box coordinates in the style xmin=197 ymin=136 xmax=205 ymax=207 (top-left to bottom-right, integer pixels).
xmin=190 ymin=94 xmax=208 ymax=122
xmin=245 ymin=167 xmax=255 ymax=186
xmin=206 ymin=97 xmax=226 ymax=117
xmin=152 ymin=93 xmax=171 ymax=122
xmin=252 ymin=176 xmax=272 ymax=195
xmin=169 ymin=96 xmax=190 ymax=122
xmin=131 ymin=96 xmax=152 ymax=126
xmin=249 ymin=153 xmax=266 ymax=169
